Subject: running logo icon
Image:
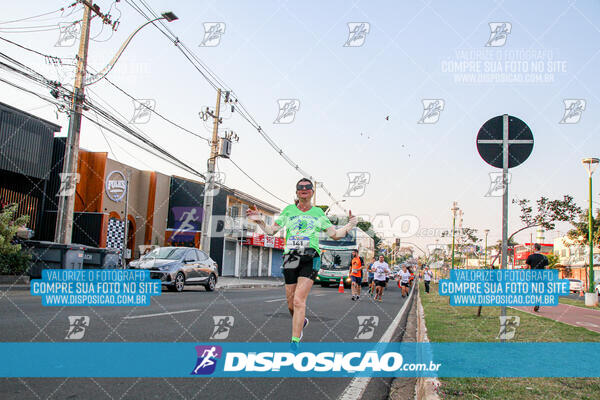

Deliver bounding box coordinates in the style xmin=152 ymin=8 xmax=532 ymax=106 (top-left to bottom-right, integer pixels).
xmin=354 ymin=316 xmax=379 ymax=339
xmin=418 ymin=99 xmax=444 ymax=124
xmin=210 ymin=316 xmax=234 ymax=339
xmin=57 ymin=173 xmax=80 ymax=197
xmin=65 ymin=316 xmax=89 ymax=340
xmin=344 ymin=23 xmax=370 ymax=47
xmin=200 ymin=22 xmax=226 ymax=47
xmin=273 ymin=99 xmax=300 ymax=124
xmin=204 ymin=172 xmax=225 ymax=197
xmin=344 ymin=172 xmax=371 ymax=197
xmin=191 ymin=345 xmax=222 ymax=375
xmin=55 ymin=22 xmax=80 ymax=47
xmin=485 ymin=172 xmax=511 ymax=197
xmin=497 ymin=316 xmax=520 ymax=340
xmin=130 ymin=99 xmax=156 ymax=124
xmin=559 ymin=99 xmax=586 ymax=124
xmin=485 ymin=22 xmax=511 ymax=47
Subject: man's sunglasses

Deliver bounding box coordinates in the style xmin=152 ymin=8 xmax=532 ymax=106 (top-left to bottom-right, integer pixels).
xmin=296 ymin=183 xmax=313 ymax=191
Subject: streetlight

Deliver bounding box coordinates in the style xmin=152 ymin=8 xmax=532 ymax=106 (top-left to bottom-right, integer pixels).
xmin=451 ymin=202 xmax=460 ymax=269
xmin=483 ymin=229 xmax=490 ymax=268
xmin=54 ymin=10 xmax=178 ymax=244
xmin=86 ymin=12 xmax=179 ymax=85
xmin=582 ymin=157 xmax=599 ymax=300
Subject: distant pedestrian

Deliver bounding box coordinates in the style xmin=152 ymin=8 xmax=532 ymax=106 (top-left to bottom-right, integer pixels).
xmin=367 ymin=258 xmax=375 ymax=296
xmin=399 ymin=265 xmax=411 ymax=297
xmin=526 ymin=243 xmax=549 ymax=312
xmin=349 ymin=250 xmax=363 ymax=301
xmin=371 ymin=255 xmax=390 ymax=302
xmin=423 ymin=266 xmax=433 ymax=293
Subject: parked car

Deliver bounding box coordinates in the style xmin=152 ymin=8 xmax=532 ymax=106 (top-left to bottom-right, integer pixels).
xmin=595 ymin=282 xmax=600 ymax=297
xmin=568 ymin=279 xmax=583 ymax=293
xmin=128 ymin=247 xmax=218 ymax=292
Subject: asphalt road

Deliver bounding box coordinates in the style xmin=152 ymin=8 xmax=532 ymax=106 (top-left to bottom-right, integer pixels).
xmin=0 ymin=281 xmax=414 ymax=400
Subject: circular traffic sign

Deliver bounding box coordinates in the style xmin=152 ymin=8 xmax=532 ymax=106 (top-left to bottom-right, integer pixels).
xmin=476 ymin=115 xmax=534 ymax=169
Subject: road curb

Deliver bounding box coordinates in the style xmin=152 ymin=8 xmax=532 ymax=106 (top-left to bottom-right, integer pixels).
xmin=0 ymin=275 xmax=29 ymax=284
xmin=415 ymin=288 xmax=441 ymax=400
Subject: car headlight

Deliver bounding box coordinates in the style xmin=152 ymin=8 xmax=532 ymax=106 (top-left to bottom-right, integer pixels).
xmin=315 ymin=276 xmax=320 ymax=280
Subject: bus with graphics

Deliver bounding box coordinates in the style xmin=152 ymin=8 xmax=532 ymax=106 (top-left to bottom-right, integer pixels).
xmin=315 ymin=227 xmax=375 ymax=288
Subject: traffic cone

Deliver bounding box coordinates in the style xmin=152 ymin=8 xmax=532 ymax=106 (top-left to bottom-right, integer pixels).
xmin=580 ymin=289 xmax=584 ymax=297
xmin=338 ymin=278 xmax=344 ymax=293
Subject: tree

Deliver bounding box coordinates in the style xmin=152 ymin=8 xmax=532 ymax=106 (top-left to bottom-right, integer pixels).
xmin=488 ymin=195 xmax=581 ymax=266
xmin=566 ymin=208 xmax=600 ymax=247
xmin=512 ymin=195 xmax=581 ymax=238
xmin=547 ymin=253 xmax=559 ymax=269
xmin=0 ymin=203 xmax=31 ymax=275
xmin=0 ymin=203 xmax=29 ymax=254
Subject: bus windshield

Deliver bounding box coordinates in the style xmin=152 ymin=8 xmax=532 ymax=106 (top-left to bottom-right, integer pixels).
xmin=321 ymin=250 xmax=353 ymax=270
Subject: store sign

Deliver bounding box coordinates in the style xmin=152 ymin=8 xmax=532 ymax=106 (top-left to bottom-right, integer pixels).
xmin=106 ymin=171 xmax=127 ymax=202
xmin=246 ymin=234 xmax=284 ymax=250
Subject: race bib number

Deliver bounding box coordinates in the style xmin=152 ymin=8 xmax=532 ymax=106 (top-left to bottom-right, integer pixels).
xmin=287 ymin=235 xmax=310 ymax=250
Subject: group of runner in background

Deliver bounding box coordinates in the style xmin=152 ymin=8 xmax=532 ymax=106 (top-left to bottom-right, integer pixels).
xmin=348 ymin=252 xmax=420 ymax=302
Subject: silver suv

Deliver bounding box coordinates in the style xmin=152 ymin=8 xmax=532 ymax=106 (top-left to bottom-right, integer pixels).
xmin=129 ymin=247 xmax=218 ymax=292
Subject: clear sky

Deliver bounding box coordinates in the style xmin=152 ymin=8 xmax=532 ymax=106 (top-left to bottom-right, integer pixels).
xmin=1 ymin=0 xmax=599 ymax=254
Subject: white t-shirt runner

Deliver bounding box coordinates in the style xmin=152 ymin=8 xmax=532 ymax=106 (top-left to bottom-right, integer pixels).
xmin=371 ymin=261 xmax=390 ymax=281
xmin=399 ymin=271 xmax=411 ymax=283
xmin=423 ymin=270 xmax=432 ymax=281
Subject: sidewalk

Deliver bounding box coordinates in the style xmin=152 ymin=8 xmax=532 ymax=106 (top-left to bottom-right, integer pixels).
xmin=512 ymin=303 xmax=600 ymax=333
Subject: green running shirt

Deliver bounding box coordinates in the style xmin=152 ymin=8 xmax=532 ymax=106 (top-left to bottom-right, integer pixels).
xmin=275 ymin=205 xmax=333 ymax=254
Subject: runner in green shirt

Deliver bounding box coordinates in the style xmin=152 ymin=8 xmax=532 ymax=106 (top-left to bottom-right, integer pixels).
xmin=247 ymin=178 xmax=357 ymax=345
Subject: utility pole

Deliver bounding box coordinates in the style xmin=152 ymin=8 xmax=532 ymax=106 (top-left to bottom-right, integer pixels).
xmin=200 ymin=89 xmax=222 ymax=255
xmin=54 ymin=5 xmax=92 ymax=244
xmin=54 ymin=1 xmax=116 ymax=244
xmin=121 ymin=170 xmax=131 ymax=266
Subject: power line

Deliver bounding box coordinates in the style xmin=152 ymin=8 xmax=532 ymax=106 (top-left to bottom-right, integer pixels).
xmin=0 ymin=52 xmax=205 ymax=180
xmin=123 ymin=0 xmax=347 ymax=213
xmin=0 ymin=6 xmax=71 ymax=25
xmin=0 ymin=38 xmax=209 ymax=144
xmin=88 ymin=67 xmax=210 ymax=143
xmin=0 ymin=36 xmax=69 ymax=64
xmin=227 ymin=158 xmax=288 ymax=205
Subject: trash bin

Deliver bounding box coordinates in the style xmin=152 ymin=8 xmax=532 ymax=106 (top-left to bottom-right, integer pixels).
xmin=81 ymin=246 xmax=121 ymax=269
xmin=24 ymin=241 xmax=85 ymax=279
xmin=102 ymin=248 xmax=121 ymax=268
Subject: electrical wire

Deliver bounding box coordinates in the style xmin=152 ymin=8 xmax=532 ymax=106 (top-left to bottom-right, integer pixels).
xmin=124 ymin=0 xmax=347 ymax=213
xmin=227 ymin=158 xmax=288 ymax=205
xmin=0 ymin=6 xmax=72 ymax=25
xmin=87 ymin=67 xmax=210 ymax=143
xmin=0 ymin=52 xmax=205 ymax=180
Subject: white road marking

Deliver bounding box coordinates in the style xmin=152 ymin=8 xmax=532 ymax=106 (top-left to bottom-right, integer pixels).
xmin=264 ymin=298 xmax=287 ymax=303
xmin=575 ymin=321 xmax=600 ymax=328
xmin=123 ymin=309 xmax=200 ymax=319
xmin=339 ymin=283 xmax=416 ymax=400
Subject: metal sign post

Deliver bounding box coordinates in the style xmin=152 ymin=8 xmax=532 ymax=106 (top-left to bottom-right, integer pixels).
xmin=476 ymin=114 xmax=534 ymax=342
xmin=501 ymin=114 xmax=509 ymax=325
